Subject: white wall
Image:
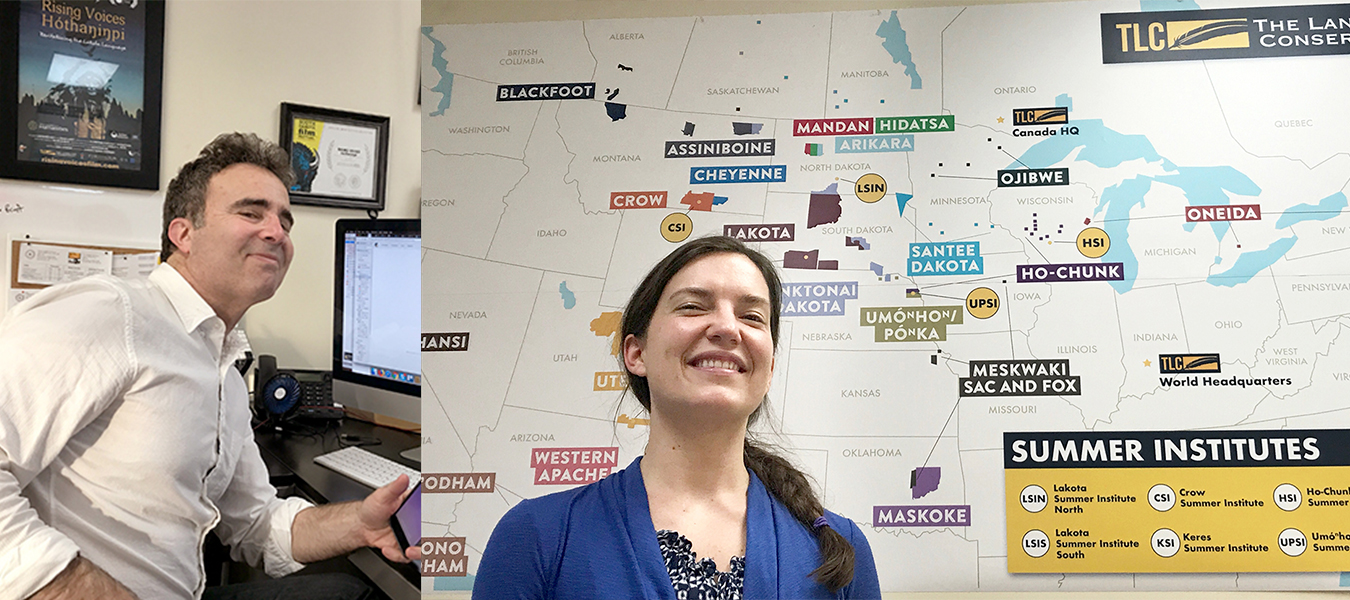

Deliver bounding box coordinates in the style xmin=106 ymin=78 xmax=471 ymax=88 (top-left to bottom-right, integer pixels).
xmin=0 ymin=0 xmax=422 ymax=371
xmin=167 ymin=0 xmax=422 ymax=368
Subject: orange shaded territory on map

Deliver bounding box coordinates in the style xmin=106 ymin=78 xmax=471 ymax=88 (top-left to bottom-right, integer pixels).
xmin=681 ymin=191 xmax=715 ymax=212
xmin=590 ymin=311 xmax=623 ymax=356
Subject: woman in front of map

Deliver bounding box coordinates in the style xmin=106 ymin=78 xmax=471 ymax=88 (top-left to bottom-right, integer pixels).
xmin=474 ymin=236 xmax=881 ymax=599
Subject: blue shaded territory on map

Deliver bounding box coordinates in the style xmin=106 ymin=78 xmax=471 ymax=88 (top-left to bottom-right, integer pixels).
xmin=1167 ymin=166 xmax=1262 ymax=241
xmin=559 ymin=281 xmax=577 ymax=309
xmin=1010 ymin=118 xmax=1165 ymax=170
xmin=434 ymin=575 xmax=475 ymax=591
xmin=896 ymin=193 xmax=914 ymax=215
xmin=1276 ymin=192 xmax=1348 ymax=229
xmin=1055 ymin=93 xmax=1073 ymax=113
xmin=1142 ymin=0 xmax=1200 ymax=10
xmin=876 ymin=11 xmax=922 ymax=90
xmin=421 ymin=27 xmax=454 ymax=116
xmin=604 ymin=102 xmax=627 ymax=121
xmin=1207 ymin=236 xmax=1297 ymax=287
xmin=1007 ymin=117 xmax=1290 ymax=294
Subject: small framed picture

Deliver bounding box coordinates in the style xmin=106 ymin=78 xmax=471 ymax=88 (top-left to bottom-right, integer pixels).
xmin=278 ymin=102 xmax=389 ymax=211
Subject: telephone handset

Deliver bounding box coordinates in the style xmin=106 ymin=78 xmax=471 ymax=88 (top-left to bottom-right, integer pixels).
xmin=252 ymin=354 xmax=337 ymax=420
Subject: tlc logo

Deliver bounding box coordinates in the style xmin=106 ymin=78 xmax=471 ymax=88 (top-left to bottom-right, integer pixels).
xmin=1111 ymin=19 xmax=1251 ymax=53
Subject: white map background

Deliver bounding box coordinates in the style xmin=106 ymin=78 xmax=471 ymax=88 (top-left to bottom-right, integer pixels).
xmin=420 ymin=0 xmax=1350 ymax=591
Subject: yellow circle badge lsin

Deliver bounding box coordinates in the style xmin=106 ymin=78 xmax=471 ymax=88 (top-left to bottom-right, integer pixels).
xmin=1076 ymin=227 xmax=1110 ymax=259
xmin=966 ymin=287 xmax=1000 ymax=319
xmin=855 ymin=173 xmax=887 ymax=203
xmin=660 ymin=213 xmax=693 ymax=243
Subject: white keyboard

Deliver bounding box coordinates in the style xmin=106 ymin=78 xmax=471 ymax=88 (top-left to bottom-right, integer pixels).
xmin=314 ymin=446 xmax=421 ymax=490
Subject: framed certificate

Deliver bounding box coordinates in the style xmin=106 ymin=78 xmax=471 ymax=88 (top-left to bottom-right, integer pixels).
xmin=278 ymin=102 xmax=390 ymax=211
xmin=0 ymin=0 xmax=165 ymax=190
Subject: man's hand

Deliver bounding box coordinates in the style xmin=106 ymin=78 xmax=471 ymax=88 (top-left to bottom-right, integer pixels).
xmin=292 ymin=475 xmax=420 ymax=563
xmin=355 ymin=474 xmax=421 ymax=562
xmin=28 ymin=555 xmax=138 ymax=600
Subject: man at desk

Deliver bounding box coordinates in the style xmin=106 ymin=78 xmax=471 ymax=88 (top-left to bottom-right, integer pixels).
xmin=0 ymin=133 xmax=416 ymax=599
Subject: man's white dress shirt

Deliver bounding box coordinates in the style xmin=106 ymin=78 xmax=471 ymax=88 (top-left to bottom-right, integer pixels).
xmin=0 ymin=263 xmax=311 ymax=599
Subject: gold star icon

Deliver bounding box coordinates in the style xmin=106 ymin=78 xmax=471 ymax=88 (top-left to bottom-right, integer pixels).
xmin=997 ymin=116 xmax=1005 ymax=123
xmin=1143 ymin=359 xmax=1152 ymax=367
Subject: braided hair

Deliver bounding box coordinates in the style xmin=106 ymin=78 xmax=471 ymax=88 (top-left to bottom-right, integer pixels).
xmin=619 ymin=235 xmax=855 ymax=591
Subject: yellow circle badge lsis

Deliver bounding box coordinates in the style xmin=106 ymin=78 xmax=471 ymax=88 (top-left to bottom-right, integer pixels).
xmin=966 ymin=287 xmax=1000 ymax=319
xmin=855 ymin=173 xmax=887 ymax=203
xmin=1076 ymin=227 xmax=1110 ymax=259
xmin=660 ymin=213 xmax=693 ymax=243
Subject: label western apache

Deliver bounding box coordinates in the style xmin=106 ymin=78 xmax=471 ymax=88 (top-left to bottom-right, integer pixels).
xmin=530 ymin=447 xmax=619 ymax=485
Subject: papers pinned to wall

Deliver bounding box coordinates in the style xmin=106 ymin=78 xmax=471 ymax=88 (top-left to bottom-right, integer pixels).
xmin=16 ymin=243 xmax=114 ymax=286
xmin=7 ymin=239 xmax=159 ymax=310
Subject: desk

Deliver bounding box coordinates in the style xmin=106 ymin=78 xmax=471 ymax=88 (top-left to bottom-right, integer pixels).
xmin=254 ymin=418 xmax=421 ymax=600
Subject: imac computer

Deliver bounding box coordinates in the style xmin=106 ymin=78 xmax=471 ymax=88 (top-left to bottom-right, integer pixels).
xmin=332 ymin=218 xmax=421 ymax=431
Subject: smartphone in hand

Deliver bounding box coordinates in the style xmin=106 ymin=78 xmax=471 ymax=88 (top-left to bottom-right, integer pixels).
xmin=391 ymin=480 xmax=422 ymax=553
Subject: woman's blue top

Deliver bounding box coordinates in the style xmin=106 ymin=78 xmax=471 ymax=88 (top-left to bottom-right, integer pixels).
xmin=473 ymin=456 xmax=882 ymax=599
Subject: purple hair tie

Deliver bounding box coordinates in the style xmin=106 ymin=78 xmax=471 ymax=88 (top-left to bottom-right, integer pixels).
xmin=812 ymin=516 xmax=829 ymax=531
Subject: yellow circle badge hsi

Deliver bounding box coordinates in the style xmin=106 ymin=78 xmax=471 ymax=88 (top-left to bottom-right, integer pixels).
xmin=1076 ymin=227 xmax=1110 ymax=259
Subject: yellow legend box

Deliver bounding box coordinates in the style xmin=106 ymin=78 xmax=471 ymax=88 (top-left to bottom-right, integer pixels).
xmin=1004 ymin=430 xmax=1350 ymax=573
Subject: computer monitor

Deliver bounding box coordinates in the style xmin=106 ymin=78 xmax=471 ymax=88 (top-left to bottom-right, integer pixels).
xmin=332 ymin=218 xmax=420 ymax=425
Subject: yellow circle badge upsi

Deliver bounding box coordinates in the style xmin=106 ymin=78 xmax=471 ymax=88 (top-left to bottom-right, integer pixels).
xmin=966 ymin=287 xmax=1000 ymax=319
xmin=660 ymin=212 xmax=693 ymax=243
xmin=1076 ymin=227 xmax=1110 ymax=259
xmin=854 ymin=173 xmax=886 ymax=203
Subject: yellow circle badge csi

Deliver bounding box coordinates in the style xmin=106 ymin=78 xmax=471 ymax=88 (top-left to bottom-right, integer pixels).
xmin=1076 ymin=227 xmax=1110 ymax=259
xmin=965 ymin=287 xmax=1000 ymax=319
xmin=660 ymin=213 xmax=693 ymax=243
xmin=854 ymin=173 xmax=886 ymax=203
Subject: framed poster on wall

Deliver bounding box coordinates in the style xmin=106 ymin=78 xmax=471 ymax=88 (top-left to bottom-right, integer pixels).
xmin=0 ymin=0 xmax=165 ymax=190
xmin=278 ymin=102 xmax=390 ymax=211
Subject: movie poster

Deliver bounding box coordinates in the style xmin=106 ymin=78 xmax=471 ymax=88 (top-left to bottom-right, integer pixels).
xmin=15 ymin=0 xmax=147 ymax=172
